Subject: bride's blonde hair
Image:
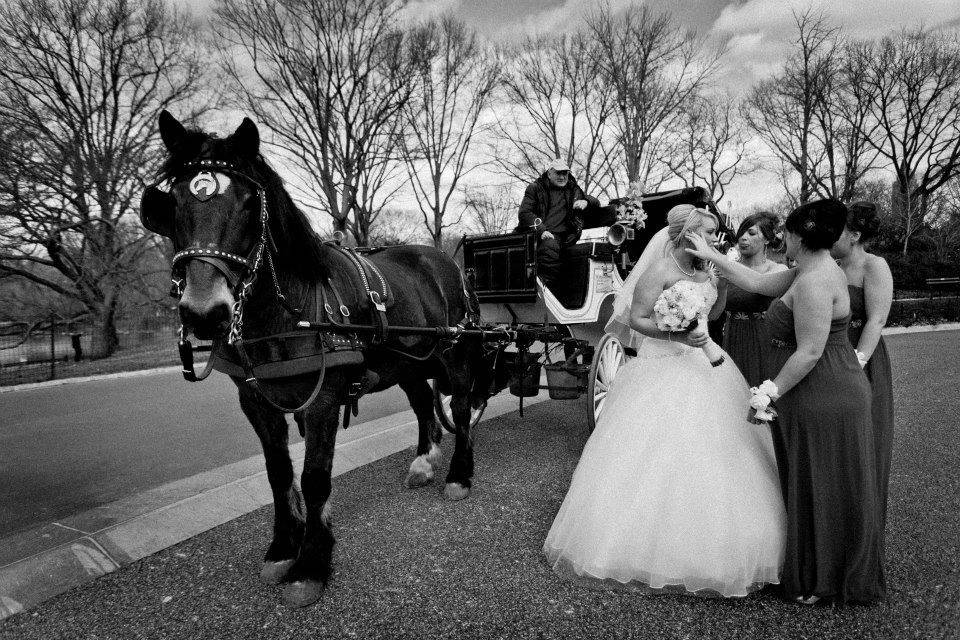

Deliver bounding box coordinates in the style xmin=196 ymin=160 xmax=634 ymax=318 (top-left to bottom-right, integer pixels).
xmin=664 ymin=204 xmax=718 ymax=270
xmin=666 ymin=204 xmax=718 ymax=246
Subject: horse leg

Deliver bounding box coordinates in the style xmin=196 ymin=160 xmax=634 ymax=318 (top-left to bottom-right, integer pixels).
xmin=400 ymin=376 xmax=443 ymax=488
xmin=237 ymin=386 xmax=303 ymax=585
xmin=282 ymin=387 xmax=340 ymax=608
xmin=443 ymin=365 xmax=474 ymax=501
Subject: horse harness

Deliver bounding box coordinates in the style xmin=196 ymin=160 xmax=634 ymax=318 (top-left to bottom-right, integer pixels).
xmin=166 ymin=158 xmax=397 ymax=415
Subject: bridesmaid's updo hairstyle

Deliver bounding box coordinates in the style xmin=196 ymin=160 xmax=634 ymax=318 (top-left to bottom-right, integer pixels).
xmin=735 ymin=211 xmax=784 ymax=252
xmin=785 ymin=198 xmax=847 ymax=251
xmin=846 ymin=201 xmax=881 ymax=243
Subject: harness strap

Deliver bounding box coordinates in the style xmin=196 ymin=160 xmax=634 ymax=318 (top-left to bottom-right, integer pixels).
xmin=340 ymin=247 xmax=390 ymax=345
xmin=232 ymin=337 xmax=327 ymax=413
xmin=178 ymin=339 xmax=218 ymax=382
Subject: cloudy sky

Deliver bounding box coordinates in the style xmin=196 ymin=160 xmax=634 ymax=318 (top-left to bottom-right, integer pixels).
xmin=190 ymin=0 xmax=960 ymax=218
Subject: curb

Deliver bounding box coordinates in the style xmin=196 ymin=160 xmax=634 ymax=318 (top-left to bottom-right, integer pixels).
xmin=0 ymin=390 xmax=548 ymax=621
xmin=0 ymin=363 xmax=190 ymax=394
xmin=882 ymin=322 xmax=960 ymax=335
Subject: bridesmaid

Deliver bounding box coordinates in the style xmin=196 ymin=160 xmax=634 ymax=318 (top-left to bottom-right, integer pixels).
xmin=687 ymin=199 xmax=886 ymax=605
xmin=723 ymin=212 xmax=788 ymax=386
xmin=830 ymin=201 xmax=895 ymax=526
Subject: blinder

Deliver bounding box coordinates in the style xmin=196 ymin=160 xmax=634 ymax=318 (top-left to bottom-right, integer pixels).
xmin=140 ymin=185 xmax=176 ymax=237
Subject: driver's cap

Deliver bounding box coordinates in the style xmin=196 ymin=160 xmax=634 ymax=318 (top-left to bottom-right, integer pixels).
xmin=547 ymin=158 xmax=570 ymax=172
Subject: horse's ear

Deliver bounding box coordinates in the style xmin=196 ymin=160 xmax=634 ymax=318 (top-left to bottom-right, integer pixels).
xmin=140 ymin=186 xmax=175 ymax=237
xmin=158 ymin=110 xmax=187 ymax=152
xmin=231 ymin=117 xmax=260 ymax=159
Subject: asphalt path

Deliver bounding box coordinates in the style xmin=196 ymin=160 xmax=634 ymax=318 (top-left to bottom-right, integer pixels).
xmin=2 ymin=330 xmax=958 ymax=639
xmin=0 ymin=370 xmax=409 ymax=537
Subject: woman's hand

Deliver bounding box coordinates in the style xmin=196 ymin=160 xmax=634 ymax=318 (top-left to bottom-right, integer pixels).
xmin=680 ymin=326 xmax=709 ymax=348
xmin=685 ymin=233 xmax=722 ymax=263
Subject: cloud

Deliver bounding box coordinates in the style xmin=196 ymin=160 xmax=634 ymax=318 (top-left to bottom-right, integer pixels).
xmin=493 ymin=0 xmax=638 ymax=40
xmin=710 ymin=0 xmax=960 ymax=85
xmin=397 ymin=0 xmax=464 ymax=23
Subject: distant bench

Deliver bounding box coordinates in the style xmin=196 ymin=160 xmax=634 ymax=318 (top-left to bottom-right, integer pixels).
xmin=926 ymin=276 xmax=960 ymax=299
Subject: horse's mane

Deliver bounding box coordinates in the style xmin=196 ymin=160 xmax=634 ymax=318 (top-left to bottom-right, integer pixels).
xmin=159 ymin=129 xmax=329 ymax=279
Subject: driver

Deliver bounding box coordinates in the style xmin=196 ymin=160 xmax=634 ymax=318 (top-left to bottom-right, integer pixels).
xmin=517 ymin=158 xmax=599 ymax=289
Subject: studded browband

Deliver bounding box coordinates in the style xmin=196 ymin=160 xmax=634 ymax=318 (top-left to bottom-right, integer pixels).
xmin=170 ymin=159 xmax=268 ymax=276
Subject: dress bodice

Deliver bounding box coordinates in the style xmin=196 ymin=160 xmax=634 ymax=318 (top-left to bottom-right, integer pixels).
xmin=726 ymin=282 xmax=774 ymax=314
xmin=763 ymin=298 xmax=851 ymax=348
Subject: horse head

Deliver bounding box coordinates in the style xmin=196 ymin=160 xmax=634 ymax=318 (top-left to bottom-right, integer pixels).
xmin=141 ymin=111 xmax=265 ymax=340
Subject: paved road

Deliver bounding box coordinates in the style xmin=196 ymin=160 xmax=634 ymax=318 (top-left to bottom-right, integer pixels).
xmin=0 ymin=370 xmax=410 ymax=537
xmin=2 ymin=330 xmax=958 ymax=639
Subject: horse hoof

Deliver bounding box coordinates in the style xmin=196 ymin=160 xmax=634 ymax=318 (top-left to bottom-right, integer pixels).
xmin=405 ymin=470 xmax=434 ymax=488
xmin=282 ymin=580 xmax=324 ymax=608
xmin=259 ymin=559 xmax=295 ymax=584
xmin=443 ymin=482 xmax=470 ymax=501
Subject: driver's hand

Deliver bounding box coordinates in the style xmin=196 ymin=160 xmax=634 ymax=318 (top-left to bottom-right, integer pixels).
xmin=540 ymin=230 xmax=555 ymax=241
xmin=572 ymin=199 xmax=588 ymax=210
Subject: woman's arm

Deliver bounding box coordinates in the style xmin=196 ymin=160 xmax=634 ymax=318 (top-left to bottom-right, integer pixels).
xmin=628 ymin=264 xmax=708 ymax=347
xmin=856 ymin=256 xmax=894 ymax=361
xmin=685 ymin=233 xmax=797 ymax=296
xmin=770 ymin=277 xmax=833 ymax=396
xmin=708 ymin=274 xmax=727 ymax=321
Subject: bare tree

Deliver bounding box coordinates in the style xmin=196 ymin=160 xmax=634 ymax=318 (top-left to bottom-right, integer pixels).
xmin=397 ymin=15 xmax=500 ymax=248
xmin=744 ymin=10 xmax=840 ymax=204
xmin=367 ymin=208 xmax=423 ymax=246
xmin=214 ymin=0 xmax=419 ymax=245
xmin=586 ymin=2 xmax=720 ymax=190
xmin=667 ymin=93 xmax=756 ymax=204
xmin=809 ymin=41 xmax=882 ymax=202
xmin=493 ymin=31 xmax=618 ymax=196
xmin=0 ymin=0 xmax=207 ymax=358
xmin=922 ymin=178 xmax=960 ymax=262
xmin=461 ymin=184 xmax=517 ymax=234
xmin=859 ymin=27 xmax=960 ymax=255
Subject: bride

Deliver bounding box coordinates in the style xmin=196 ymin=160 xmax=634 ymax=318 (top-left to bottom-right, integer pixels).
xmin=543 ymin=204 xmax=786 ymax=597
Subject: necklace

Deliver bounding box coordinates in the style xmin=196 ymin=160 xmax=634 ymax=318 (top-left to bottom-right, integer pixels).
xmin=672 ymin=251 xmax=695 ymax=277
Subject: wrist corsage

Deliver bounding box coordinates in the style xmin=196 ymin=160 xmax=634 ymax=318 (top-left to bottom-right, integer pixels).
xmin=854 ymin=350 xmax=869 ymax=368
xmin=748 ymin=380 xmax=779 ymax=424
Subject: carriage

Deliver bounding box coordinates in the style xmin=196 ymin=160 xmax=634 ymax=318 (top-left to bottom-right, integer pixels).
xmin=433 ymin=186 xmax=721 ymax=433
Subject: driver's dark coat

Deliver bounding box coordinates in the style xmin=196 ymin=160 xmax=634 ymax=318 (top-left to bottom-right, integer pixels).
xmin=517 ymin=171 xmax=599 ymax=242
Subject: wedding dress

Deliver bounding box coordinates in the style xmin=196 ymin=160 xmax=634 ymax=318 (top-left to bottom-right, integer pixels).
xmin=543 ymin=231 xmax=786 ymax=597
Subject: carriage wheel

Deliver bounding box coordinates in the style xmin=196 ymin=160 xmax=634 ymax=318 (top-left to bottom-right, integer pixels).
xmin=586 ymin=333 xmax=626 ymax=433
xmin=433 ymin=382 xmax=487 ymax=434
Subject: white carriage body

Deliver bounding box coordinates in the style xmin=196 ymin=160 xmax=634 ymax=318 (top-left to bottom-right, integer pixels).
xmin=476 ymin=227 xmax=625 ymax=345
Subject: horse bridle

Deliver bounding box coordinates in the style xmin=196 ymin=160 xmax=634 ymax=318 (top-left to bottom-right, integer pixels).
xmin=167 ymin=159 xmax=300 ymax=347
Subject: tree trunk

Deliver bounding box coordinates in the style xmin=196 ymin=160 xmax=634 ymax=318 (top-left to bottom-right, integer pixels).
xmin=88 ymin=304 xmax=119 ymax=359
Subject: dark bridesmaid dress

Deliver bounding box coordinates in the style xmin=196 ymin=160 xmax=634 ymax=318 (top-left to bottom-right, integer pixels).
xmin=722 ymin=282 xmax=774 ymax=387
xmin=763 ymin=299 xmax=885 ymax=604
xmin=848 ymin=285 xmax=895 ymax=526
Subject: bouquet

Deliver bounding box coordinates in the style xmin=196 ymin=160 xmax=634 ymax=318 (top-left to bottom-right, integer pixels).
xmin=652 ymin=281 xmax=724 ymax=365
xmin=617 ymin=181 xmax=648 ymax=229
xmin=748 ymin=380 xmax=779 ymax=424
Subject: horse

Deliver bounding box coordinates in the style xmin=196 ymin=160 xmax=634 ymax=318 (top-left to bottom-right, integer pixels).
xmin=139 ymin=111 xmax=488 ymax=607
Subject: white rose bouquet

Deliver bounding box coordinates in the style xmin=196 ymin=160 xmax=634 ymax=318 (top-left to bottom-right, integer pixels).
xmin=653 ymin=281 xmax=724 ymax=366
xmin=748 ymin=380 xmax=780 ymax=424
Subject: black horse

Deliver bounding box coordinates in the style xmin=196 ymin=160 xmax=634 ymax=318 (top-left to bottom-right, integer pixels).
xmin=140 ymin=112 xmax=487 ymax=607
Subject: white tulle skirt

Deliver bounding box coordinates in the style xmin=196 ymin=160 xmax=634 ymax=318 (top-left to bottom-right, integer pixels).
xmin=543 ymin=339 xmax=786 ymax=597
